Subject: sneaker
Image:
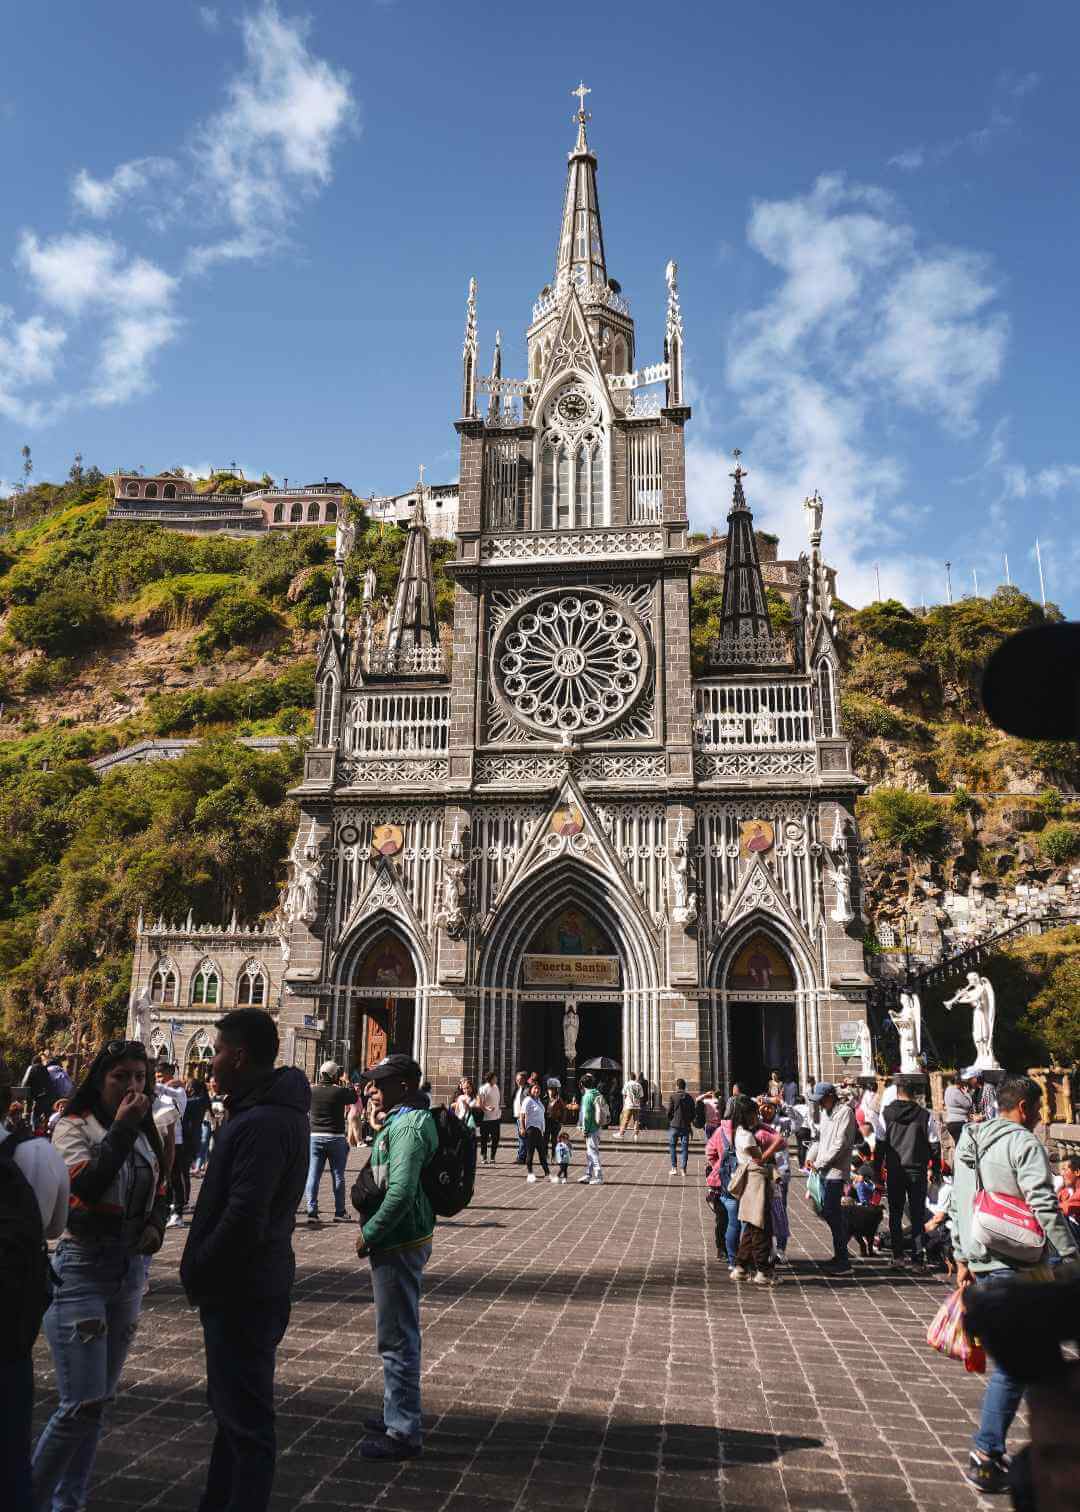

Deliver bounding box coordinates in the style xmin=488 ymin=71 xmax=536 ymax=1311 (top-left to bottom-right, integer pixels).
xmin=559 ymin=1176 xmax=567 ymax=1184
xmin=549 ymin=1175 xmax=560 ymax=1185
xmin=962 ymin=1453 xmax=1009 ymax=1495
xmin=668 ymin=1168 xmax=677 ymax=1176
xmin=751 ymin=1271 xmax=774 ymax=1286
xmin=359 ymin=1434 xmax=422 ymax=1461
xmin=332 ymin=1215 xmax=352 ymax=1223
xmin=775 ymin=1251 xmax=788 ymax=1265
xmin=729 ymin=1266 xmax=748 ymax=1280
xmin=588 ymin=1177 xmax=604 ymax=1185
xmin=166 ymin=1213 xmax=184 ymax=1228
xmin=612 ymin=1131 xmax=622 ymax=1139
xmin=577 ymin=1175 xmax=591 ymax=1183
xmin=526 ymin=1173 xmax=537 ymax=1184
xmin=679 ymin=1168 xmax=686 ymax=1177
xmin=822 ymin=1260 xmax=852 ymax=1276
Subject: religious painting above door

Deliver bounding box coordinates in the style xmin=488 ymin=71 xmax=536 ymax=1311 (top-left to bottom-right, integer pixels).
xmin=550 ymin=804 xmax=584 ymax=838
xmin=529 ymin=907 xmax=614 ymax=958
xmin=739 ymin=819 xmax=775 ymax=859
xmin=728 ymin=932 xmax=795 ymax=992
xmin=371 ymin=823 xmax=404 ymax=858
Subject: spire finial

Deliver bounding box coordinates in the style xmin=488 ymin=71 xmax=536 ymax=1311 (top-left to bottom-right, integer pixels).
xmin=730 ymin=448 xmax=748 ymax=510
xmin=571 ymin=81 xmax=592 ymax=151
xmin=462 ymin=277 xmax=478 ymax=417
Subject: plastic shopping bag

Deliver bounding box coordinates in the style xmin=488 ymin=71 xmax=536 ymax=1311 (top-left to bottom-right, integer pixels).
xmin=926 ymin=1288 xmax=986 ymax=1374
xmin=805 ymin=1169 xmax=825 ymax=1216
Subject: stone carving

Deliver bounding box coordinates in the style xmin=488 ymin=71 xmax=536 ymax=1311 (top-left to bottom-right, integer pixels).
xmin=335 ymin=516 xmax=356 ymax=562
xmin=339 ymin=758 xmax=450 ymax=786
xmin=491 ymin=589 xmax=649 ymax=739
xmin=695 ymin=751 xmax=816 ymax=780
xmin=282 ymin=818 xmax=321 ymax=924
xmin=889 ymin=990 xmax=922 ymax=1074
xmin=130 ymin=988 xmax=151 ymax=1045
xmin=480 ymin=529 xmax=663 ymax=562
xmin=435 ymin=863 xmax=467 ymax=939
xmin=669 ymin=816 xmax=698 ymax=928
xmin=828 ymin=855 xmax=854 ymax=925
xmin=562 ymin=1003 xmax=579 ymax=1060
xmin=944 ymin=971 xmax=999 ymax=1069
xmin=858 ymin=1020 xmax=874 ymax=1075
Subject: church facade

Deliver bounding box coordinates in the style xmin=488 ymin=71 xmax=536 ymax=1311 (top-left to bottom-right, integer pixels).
xmin=128 ymin=99 xmax=871 ymax=1099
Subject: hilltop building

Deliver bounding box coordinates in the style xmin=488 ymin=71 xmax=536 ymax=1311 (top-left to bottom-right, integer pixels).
xmin=108 ymin=474 xmax=348 ymax=533
xmin=368 ymin=481 xmax=459 ymax=541
xmin=127 ymin=94 xmax=870 ymax=1096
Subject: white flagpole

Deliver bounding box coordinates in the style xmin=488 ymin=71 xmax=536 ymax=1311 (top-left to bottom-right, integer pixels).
xmin=1003 ymin=552 xmax=1010 ymax=586
xmin=973 ymin=567 xmax=980 ymax=596
xmin=945 ymin=561 xmax=953 ymax=605
xmin=874 ymin=563 xmax=882 ymax=601
xmin=1035 ymin=538 xmax=1046 ymax=609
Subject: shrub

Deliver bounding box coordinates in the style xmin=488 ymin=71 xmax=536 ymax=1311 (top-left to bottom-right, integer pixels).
xmin=841 ymin=694 xmax=927 ymax=744
xmin=845 ymin=645 xmax=922 ymax=701
xmin=1021 ymin=954 xmax=1080 ymax=1066
xmin=193 ymin=595 xmax=278 ymax=657
xmin=849 ymin=599 xmax=926 ymax=655
xmin=860 ymin=787 xmax=951 ymax=857
xmin=1039 ymin=822 xmax=1080 ymax=866
xmin=7 ymin=588 xmax=111 ymax=657
xmin=1037 ymin=787 xmax=1065 ymax=820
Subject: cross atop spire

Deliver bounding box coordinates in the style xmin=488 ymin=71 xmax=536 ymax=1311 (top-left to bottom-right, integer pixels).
xmin=730 ymin=449 xmax=749 ymax=510
xmin=571 ymin=80 xmax=591 ymax=149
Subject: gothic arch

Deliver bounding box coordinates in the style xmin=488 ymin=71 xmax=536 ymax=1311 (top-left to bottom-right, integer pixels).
xmin=149 ymin=956 xmax=179 ymax=1005
xmin=331 ymin=912 xmax=430 ymax=1068
xmin=190 ymin=957 xmax=221 ymax=1006
xmin=477 ymin=857 xmax=661 ymax=1089
xmin=708 ymin=913 xmax=820 ymax=1091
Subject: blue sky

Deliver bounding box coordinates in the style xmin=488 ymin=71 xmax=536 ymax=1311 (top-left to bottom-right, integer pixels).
xmin=1 ymin=0 xmax=1076 ymax=611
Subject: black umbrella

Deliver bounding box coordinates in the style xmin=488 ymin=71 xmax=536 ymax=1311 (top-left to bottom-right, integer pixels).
xmin=578 ymin=1056 xmax=621 ymax=1071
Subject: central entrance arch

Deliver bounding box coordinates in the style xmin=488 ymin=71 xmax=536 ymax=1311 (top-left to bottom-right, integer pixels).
xmin=710 ymin=918 xmax=814 ymax=1096
xmin=477 ymin=859 xmax=660 ymax=1090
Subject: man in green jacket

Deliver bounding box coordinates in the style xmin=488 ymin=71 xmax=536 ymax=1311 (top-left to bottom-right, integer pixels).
xmin=949 ymin=1074 xmax=1078 ymax=1495
xmin=577 ymin=1073 xmax=604 ymax=1185
xmin=354 ymin=1055 xmax=437 ymax=1461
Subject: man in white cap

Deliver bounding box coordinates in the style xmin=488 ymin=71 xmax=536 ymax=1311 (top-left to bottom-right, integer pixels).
xmin=806 ymin=1082 xmax=859 ymax=1274
xmin=303 ymin=1061 xmax=357 ymax=1224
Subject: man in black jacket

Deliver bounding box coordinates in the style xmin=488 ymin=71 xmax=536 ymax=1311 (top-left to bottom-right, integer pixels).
xmin=180 ymin=1010 xmax=310 ymax=1512
xmin=881 ymin=1078 xmax=932 ymax=1266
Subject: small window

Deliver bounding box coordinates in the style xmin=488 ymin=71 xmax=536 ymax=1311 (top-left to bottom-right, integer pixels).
xmin=237 ymin=963 xmax=267 ymax=1007
xmin=145 ymin=482 xmax=158 ymax=500
xmin=191 ymin=964 xmax=220 ymax=1006
xmin=307 ymin=502 xmax=319 ymax=521
xmin=325 ymin=500 xmax=337 ymax=521
xmin=162 ymin=483 xmax=176 ymax=500
xmin=125 ymin=482 xmax=139 ymax=497
xmin=150 ymin=967 xmax=177 ymax=1005
xmin=273 ymin=503 xmax=284 ymax=522
xmin=290 ymin=503 xmax=304 ymax=523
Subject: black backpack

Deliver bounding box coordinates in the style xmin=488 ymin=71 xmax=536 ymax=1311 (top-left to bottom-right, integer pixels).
xmin=0 ymin=1130 xmax=50 ymax=1362
xmin=420 ymin=1106 xmax=474 ymax=1218
xmin=692 ymin=1098 xmax=707 ymax=1129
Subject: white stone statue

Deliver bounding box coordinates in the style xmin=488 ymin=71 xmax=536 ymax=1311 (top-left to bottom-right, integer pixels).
xmin=562 ymin=1003 xmax=579 ymax=1061
xmin=945 ymin=971 xmax=999 ymax=1069
xmin=130 ymin=988 xmax=151 ymax=1045
xmin=335 ymin=516 xmax=357 ymax=562
xmin=858 ymin=1019 xmax=873 ymax=1076
xmin=282 ymin=818 xmax=321 ymax=925
xmin=889 ymin=989 xmax=922 ymax=1074
xmin=361 ymin=565 xmax=377 ymax=604
xmin=828 ymin=855 xmax=854 ymax=924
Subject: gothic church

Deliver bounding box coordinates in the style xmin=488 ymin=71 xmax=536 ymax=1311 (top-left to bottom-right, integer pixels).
xmin=129 ymin=95 xmax=871 ymax=1100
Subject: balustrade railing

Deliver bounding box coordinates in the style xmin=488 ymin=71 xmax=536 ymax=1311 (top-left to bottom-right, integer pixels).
xmin=346 ymin=689 xmax=450 ymax=754
xmin=694 ymin=679 xmax=814 ymax=749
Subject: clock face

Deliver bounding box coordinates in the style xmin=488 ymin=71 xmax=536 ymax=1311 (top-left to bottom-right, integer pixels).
xmin=556 ymin=391 xmax=589 ymax=424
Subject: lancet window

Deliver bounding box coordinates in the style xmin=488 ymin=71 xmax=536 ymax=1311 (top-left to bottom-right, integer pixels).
xmin=317 ymin=675 xmax=339 ymax=746
xmin=815 ymin=659 xmax=836 ymax=738
xmin=237 ymin=962 xmax=266 ymax=1006
xmin=191 ymin=961 xmax=220 ymax=1006
xmin=484 ymin=440 xmax=530 ymax=530
xmin=150 ymin=961 xmax=177 ymax=1005
xmin=536 ymin=382 xmax=607 ymax=530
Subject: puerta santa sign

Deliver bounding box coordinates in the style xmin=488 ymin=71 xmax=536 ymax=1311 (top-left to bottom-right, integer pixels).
xmin=523 ymin=955 xmax=620 ymax=988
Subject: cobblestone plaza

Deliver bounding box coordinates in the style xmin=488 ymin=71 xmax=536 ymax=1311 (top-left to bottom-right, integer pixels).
xmin=41 ymin=1145 xmax=994 ymax=1512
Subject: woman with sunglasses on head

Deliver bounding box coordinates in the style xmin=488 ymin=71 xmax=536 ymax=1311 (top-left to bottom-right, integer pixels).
xmin=31 ymin=1040 xmax=168 ymax=1512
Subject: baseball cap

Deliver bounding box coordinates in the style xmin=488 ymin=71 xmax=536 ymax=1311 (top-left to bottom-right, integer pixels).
xmin=981 ymin=622 xmax=1080 ymax=741
xmin=960 ymin=1065 xmax=981 ymax=1081
xmin=808 ymin=1081 xmax=836 ymax=1102
xmin=362 ymin=1053 xmax=423 ymax=1084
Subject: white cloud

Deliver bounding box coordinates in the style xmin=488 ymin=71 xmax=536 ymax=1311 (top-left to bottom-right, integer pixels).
xmin=188 ymin=1 xmax=355 ymax=269
xmin=686 ymin=174 xmax=1006 ymax=606
xmin=1000 ymin=69 xmax=1041 ymax=100
xmin=2 ymin=4 xmax=353 ymax=422
xmin=71 ymin=156 xmax=176 ymax=218
xmin=888 ymin=148 xmax=925 ymax=172
xmin=0 ymin=306 xmax=67 ymax=423
xmin=16 ymin=232 xmax=179 ymax=407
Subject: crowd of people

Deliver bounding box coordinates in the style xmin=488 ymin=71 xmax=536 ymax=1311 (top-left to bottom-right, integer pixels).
xmin=3 ymin=1041 xmax=1078 ymax=1509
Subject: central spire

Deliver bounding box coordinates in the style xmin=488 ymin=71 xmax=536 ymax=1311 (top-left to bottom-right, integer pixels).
xmin=556 ymin=81 xmax=607 ymax=289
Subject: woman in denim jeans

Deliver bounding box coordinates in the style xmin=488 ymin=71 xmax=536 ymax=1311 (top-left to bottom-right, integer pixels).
xmin=32 ymin=1041 xmax=167 ymax=1512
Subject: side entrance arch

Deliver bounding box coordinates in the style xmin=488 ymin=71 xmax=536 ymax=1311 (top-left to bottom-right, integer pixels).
xmin=710 ymin=919 xmax=817 ymax=1095
xmin=330 ymin=919 xmax=426 ymax=1074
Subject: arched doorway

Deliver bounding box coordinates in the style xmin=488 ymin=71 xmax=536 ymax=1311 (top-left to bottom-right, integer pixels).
xmin=724 ymin=931 xmax=797 ymax=1093
xmin=517 ymin=905 xmax=622 ymax=1077
xmin=348 ymin=934 xmax=416 ymax=1070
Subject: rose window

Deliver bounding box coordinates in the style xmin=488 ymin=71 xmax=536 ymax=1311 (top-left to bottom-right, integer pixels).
xmin=492 ymin=590 xmax=648 ymax=737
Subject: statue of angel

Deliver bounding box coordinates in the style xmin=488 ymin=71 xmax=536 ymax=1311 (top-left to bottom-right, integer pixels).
xmin=858 ymin=1019 xmax=873 ymax=1076
xmin=283 ymin=820 xmax=321 ymax=924
xmin=335 ymin=515 xmax=357 ymax=562
xmin=944 ymin=971 xmax=998 ymax=1069
xmin=436 ymin=863 xmax=467 ymax=937
xmin=828 ymin=855 xmax=854 ymax=924
xmin=889 ymin=989 xmax=921 ymax=1074
xmin=130 ymin=988 xmax=151 ymax=1045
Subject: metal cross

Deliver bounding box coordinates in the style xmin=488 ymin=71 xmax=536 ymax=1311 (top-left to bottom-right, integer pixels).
xmin=572 ymin=81 xmax=591 ymax=117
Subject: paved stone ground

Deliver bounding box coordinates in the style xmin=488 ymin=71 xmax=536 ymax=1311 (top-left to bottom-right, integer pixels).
xmin=33 ymin=1139 xmax=1001 ymax=1512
